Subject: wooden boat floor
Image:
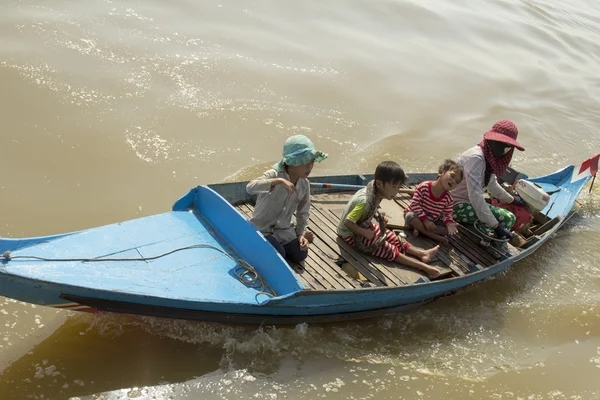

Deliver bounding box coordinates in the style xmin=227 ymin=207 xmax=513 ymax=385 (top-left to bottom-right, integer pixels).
xmin=235 ymin=185 xmax=515 ymax=291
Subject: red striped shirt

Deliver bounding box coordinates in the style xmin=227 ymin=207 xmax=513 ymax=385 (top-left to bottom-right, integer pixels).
xmin=405 ymin=181 xmax=455 ymax=225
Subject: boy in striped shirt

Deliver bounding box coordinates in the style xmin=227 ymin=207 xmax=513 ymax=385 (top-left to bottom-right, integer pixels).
xmin=404 ymin=159 xmax=464 ymax=243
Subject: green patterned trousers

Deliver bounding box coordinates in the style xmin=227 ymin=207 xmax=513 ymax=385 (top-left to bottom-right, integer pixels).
xmin=453 ymin=202 xmax=516 ymax=229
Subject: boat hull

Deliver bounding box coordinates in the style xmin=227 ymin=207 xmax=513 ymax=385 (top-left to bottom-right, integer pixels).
xmin=0 ymin=154 xmax=597 ymax=324
xmin=2 ymin=256 xmax=511 ymax=323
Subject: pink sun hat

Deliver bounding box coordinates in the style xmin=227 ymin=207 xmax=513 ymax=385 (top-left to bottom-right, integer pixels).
xmin=483 ymin=120 xmax=525 ymax=151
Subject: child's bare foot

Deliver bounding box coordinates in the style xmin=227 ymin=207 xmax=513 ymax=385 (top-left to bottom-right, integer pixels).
xmin=425 ymin=266 xmax=442 ymax=279
xmin=412 ymin=228 xmax=419 ymax=237
xmin=305 ymin=229 xmax=314 ymax=243
xmin=430 ymin=233 xmax=449 ymax=244
xmin=421 ymin=245 xmax=439 ymax=263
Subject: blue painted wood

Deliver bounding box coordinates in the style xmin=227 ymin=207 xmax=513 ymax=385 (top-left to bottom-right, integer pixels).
xmin=192 ymin=186 xmax=302 ymax=296
xmin=1 ymin=211 xmax=281 ymax=305
xmin=533 ymin=182 xmax=560 ymax=194
xmin=0 ymin=157 xmax=595 ymax=324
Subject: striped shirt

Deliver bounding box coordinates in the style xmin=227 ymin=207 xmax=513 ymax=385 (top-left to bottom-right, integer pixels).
xmin=405 ymin=181 xmax=455 ymax=225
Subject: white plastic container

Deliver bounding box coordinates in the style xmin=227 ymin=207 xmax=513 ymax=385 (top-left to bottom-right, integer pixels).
xmin=515 ymin=180 xmax=551 ymax=211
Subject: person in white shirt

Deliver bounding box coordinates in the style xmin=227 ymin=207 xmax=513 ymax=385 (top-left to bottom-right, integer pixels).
xmin=451 ymin=120 xmax=527 ymax=239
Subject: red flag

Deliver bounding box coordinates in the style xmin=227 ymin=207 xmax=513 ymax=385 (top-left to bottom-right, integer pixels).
xmin=579 ymin=153 xmax=599 ymax=176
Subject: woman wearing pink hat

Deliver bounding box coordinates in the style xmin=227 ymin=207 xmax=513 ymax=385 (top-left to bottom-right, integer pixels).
xmin=450 ymin=120 xmax=526 ymax=239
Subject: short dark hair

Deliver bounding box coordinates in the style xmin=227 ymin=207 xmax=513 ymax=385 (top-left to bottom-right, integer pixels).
xmin=438 ymin=159 xmax=463 ymax=181
xmin=374 ymin=161 xmax=406 ymax=185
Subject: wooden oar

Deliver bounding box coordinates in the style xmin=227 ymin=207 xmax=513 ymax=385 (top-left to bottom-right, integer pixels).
xmin=310 ymin=182 xmax=414 ymax=194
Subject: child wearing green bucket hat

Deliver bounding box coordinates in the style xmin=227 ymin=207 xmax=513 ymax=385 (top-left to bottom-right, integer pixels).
xmin=247 ymin=135 xmax=327 ymax=263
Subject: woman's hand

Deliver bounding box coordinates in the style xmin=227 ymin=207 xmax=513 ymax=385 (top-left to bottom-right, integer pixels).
xmin=511 ymin=195 xmax=526 ymax=207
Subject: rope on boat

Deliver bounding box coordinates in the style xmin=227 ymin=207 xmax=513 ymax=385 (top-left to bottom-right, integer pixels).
xmin=1 ymin=246 xmax=277 ymax=298
xmin=232 ymin=261 xmax=277 ymax=299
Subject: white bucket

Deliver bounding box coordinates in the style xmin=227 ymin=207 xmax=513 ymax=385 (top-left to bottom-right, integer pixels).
xmin=515 ymin=180 xmax=551 ymax=211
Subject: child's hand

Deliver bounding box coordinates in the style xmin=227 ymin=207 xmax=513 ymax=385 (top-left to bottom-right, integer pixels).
xmin=424 ymin=220 xmax=436 ymax=231
xmin=298 ymin=235 xmax=309 ymax=251
xmin=363 ymin=229 xmax=376 ymax=240
xmin=382 ymin=215 xmax=389 ymax=228
xmin=447 ymin=222 xmax=458 ymax=236
xmin=274 ymin=178 xmax=295 ymax=194
xmin=304 ymin=229 xmax=314 ymax=243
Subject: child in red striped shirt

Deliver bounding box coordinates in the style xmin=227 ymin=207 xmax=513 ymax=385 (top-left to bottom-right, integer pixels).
xmin=404 ymin=159 xmax=464 ymax=243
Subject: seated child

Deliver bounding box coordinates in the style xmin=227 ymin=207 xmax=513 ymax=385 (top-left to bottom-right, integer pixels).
xmin=246 ymin=134 xmax=327 ymax=263
xmin=404 ymin=159 xmax=464 ymax=243
xmin=337 ymin=161 xmax=444 ymax=279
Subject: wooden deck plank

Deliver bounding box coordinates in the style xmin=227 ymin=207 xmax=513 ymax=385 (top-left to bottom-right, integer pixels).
xmin=236 ymin=202 xmax=357 ymax=290
xmin=237 ymin=203 xmax=336 ymax=290
xmin=448 ymin=234 xmax=495 ymax=267
xmin=391 ymin=196 xmax=476 ymax=271
xmin=444 ymin=247 xmax=475 ymax=274
xmin=449 ymin=226 xmax=498 ymax=266
xmin=396 ymin=200 xmax=489 ymax=273
xmin=392 ymin=194 xmax=495 ymax=270
xmin=307 ymin=241 xmax=362 ymax=289
xmin=239 ymin=203 xmax=359 ymax=290
xmin=373 ymin=200 xmax=455 ymax=273
xmin=310 ymin=206 xmax=407 ymax=286
xmin=456 ymin=225 xmax=505 ymax=260
xmin=301 ymin=253 xmax=341 ymax=290
xmin=307 ymin=209 xmax=389 ymax=286
xmin=311 ymin=206 xmax=422 ymax=286
xmin=289 ymin=261 xmax=327 ymax=290
xmin=363 ymin=197 xmax=462 ymax=278
xmin=321 ymin=202 xmax=457 ymax=283
xmin=306 ymin=249 xmax=361 ymax=289
xmin=304 ymin=252 xmax=352 ymax=290
xmin=400 ymin=233 xmax=466 ymax=276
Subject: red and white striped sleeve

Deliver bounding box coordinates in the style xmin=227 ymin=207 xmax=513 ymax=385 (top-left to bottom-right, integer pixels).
xmin=407 ymin=182 xmax=430 ymax=221
xmin=442 ymin=192 xmax=455 ymax=225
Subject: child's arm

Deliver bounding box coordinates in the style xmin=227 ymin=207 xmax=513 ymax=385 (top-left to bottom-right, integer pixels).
xmin=408 ymin=184 xmax=428 ymax=221
xmin=343 ymin=202 xmax=375 ymax=240
xmin=442 ymin=194 xmax=456 ymax=226
xmin=295 ymin=185 xmax=310 ymax=238
xmin=443 ymin=195 xmax=458 ymax=235
xmin=343 ymin=219 xmax=375 ymax=240
xmin=246 ymin=169 xmax=294 ymax=194
xmin=409 ymin=184 xmax=435 ymax=231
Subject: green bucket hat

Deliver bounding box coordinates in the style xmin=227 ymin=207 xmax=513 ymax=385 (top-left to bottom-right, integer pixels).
xmin=273 ymin=135 xmax=328 ymax=172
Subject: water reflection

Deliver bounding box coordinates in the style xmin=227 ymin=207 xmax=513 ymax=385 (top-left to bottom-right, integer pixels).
xmin=0 ymin=315 xmax=223 ymax=399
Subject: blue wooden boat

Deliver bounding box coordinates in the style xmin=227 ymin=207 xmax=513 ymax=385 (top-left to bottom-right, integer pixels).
xmin=0 ymin=154 xmax=597 ymax=324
